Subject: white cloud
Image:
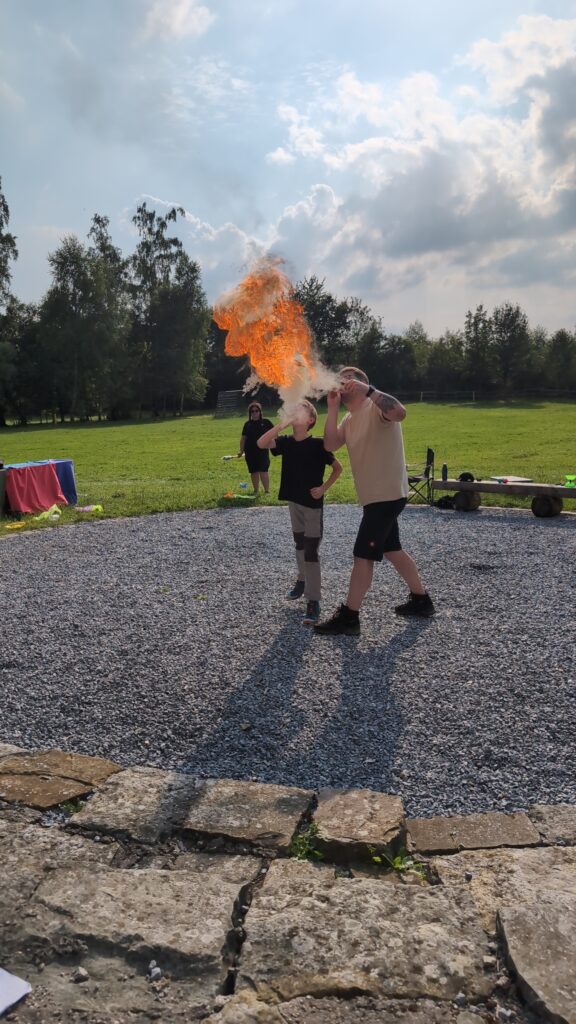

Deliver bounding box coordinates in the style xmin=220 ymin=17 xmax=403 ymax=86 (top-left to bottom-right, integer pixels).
xmin=463 ymin=15 xmax=576 ymax=103
xmin=266 ymin=147 xmax=295 ymax=165
xmin=166 ymin=57 xmax=252 ymax=122
xmin=141 ymin=0 xmax=215 ymax=42
xmin=137 ymin=11 xmax=576 ymax=331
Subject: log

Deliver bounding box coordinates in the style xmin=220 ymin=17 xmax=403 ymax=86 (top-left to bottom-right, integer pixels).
xmin=454 ymin=490 xmax=481 ymax=512
xmin=531 ymin=495 xmax=563 ymax=518
xmin=432 ymin=480 xmax=576 ymax=498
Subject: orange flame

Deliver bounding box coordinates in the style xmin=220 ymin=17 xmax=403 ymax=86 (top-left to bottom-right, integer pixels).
xmin=214 ymin=260 xmax=315 ymax=390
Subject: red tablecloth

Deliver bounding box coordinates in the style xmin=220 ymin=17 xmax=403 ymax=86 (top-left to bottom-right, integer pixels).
xmin=5 ymin=462 xmax=68 ymax=514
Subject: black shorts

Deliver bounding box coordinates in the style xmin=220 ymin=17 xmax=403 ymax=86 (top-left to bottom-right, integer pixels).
xmin=245 ymin=449 xmax=270 ymax=474
xmin=353 ymin=498 xmax=407 ymax=562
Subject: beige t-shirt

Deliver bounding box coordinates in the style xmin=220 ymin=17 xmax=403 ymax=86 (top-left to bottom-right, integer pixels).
xmin=342 ymin=399 xmax=409 ymax=505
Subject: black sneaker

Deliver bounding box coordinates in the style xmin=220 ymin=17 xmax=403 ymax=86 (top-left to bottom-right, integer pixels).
xmin=314 ymin=604 xmax=360 ymax=636
xmin=287 ymin=580 xmax=305 ymax=600
xmin=395 ymin=592 xmax=436 ymax=617
xmin=303 ymin=600 xmax=320 ymax=625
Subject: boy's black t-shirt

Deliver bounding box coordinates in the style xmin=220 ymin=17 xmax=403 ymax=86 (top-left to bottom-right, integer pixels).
xmin=272 ymin=435 xmax=335 ymax=508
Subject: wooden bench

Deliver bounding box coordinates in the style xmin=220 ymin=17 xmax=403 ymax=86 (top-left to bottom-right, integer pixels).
xmin=431 ymin=479 xmax=576 ymax=517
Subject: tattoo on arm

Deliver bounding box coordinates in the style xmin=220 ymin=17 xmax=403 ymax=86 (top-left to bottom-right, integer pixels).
xmin=373 ymin=391 xmax=401 ymax=417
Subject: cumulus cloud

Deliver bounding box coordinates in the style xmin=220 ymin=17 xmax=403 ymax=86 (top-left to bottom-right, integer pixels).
xmin=463 ymin=14 xmax=576 ymax=103
xmin=266 ymin=147 xmax=295 ymax=165
xmin=105 ymin=13 xmax=576 ymax=331
xmin=140 ymin=0 xmax=215 ymax=41
xmin=240 ymin=13 xmax=576 ymax=314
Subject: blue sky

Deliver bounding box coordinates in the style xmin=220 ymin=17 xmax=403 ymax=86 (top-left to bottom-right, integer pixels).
xmin=1 ymin=0 xmax=575 ymax=334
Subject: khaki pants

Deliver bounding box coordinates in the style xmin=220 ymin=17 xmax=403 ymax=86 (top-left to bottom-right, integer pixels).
xmin=288 ymin=502 xmax=323 ymax=602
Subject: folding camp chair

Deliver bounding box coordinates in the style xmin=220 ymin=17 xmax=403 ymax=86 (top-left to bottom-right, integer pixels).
xmin=406 ymin=448 xmax=434 ymax=504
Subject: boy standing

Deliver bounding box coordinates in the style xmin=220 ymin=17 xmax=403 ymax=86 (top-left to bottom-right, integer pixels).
xmin=258 ymin=400 xmax=342 ymax=625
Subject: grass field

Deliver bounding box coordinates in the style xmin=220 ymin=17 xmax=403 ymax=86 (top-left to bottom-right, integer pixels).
xmin=1 ymin=400 xmax=575 ymax=532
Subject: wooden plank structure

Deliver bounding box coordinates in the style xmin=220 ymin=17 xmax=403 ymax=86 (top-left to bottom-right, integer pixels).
xmin=214 ymin=390 xmax=244 ymax=418
xmin=432 ymin=478 xmax=576 ymax=517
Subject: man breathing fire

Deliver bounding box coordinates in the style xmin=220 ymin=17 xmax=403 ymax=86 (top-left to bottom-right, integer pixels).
xmin=314 ymin=367 xmax=435 ymax=636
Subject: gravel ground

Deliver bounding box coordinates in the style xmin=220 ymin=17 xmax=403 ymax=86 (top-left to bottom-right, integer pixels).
xmin=1 ymin=504 xmax=575 ymax=818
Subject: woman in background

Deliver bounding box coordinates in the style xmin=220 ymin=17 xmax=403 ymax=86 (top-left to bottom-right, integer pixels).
xmin=239 ymin=402 xmax=273 ymax=495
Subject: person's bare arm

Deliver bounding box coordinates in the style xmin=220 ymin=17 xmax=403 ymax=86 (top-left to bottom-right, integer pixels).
xmin=323 ymin=390 xmax=347 ymax=450
xmin=310 ymin=457 xmax=343 ymax=500
xmin=371 ymin=388 xmax=406 ymax=422
xmin=340 ymin=379 xmax=406 ymax=422
xmin=238 ymin=435 xmax=246 ymax=457
xmin=257 ymin=421 xmax=290 ymax=449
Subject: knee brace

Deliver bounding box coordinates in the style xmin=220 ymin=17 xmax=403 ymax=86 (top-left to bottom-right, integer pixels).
xmin=293 ymin=531 xmax=305 ymax=550
xmin=303 ymin=536 xmax=320 ymax=562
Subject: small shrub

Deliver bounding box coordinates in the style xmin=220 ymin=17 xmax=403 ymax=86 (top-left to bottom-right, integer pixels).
xmin=367 ymin=845 xmax=427 ymax=880
xmin=289 ymin=822 xmax=324 ymax=861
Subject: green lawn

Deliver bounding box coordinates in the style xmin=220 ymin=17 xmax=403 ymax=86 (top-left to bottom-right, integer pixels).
xmin=1 ymin=401 xmax=575 ymax=532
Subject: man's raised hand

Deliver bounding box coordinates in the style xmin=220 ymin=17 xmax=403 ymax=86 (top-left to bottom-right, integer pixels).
xmin=340 ymin=378 xmax=368 ymax=400
xmin=327 ymin=389 xmax=341 ymax=410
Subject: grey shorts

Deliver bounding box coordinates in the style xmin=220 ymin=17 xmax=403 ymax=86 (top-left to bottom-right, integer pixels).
xmin=288 ymin=502 xmax=323 ymax=539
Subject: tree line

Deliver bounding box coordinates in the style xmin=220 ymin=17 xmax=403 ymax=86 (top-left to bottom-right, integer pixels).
xmin=1 ymin=176 xmax=575 ymax=426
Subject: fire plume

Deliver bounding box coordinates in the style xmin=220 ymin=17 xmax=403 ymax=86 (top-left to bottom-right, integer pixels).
xmin=214 ymin=259 xmax=315 ymax=392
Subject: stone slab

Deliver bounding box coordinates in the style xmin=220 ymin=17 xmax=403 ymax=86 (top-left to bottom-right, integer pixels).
xmin=0 ymin=742 xmax=26 ymax=756
xmin=26 ymin=862 xmax=252 ymax=1002
xmin=2 ymin=953 xmax=213 ymax=1023
xmin=144 ymin=849 xmax=262 ymax=885
xmin=529 ymin=803 xmax=576 ymax=845
xmin=237 ymin=858 xmax=491 ymax=1003
xmin=179 ymin=778 xmax=314 ymax=852
xmin=0 ymin=749 xmax=122 ymax=784
xmin=0 ymin=773 xmax=94 ymax=809
xmin=207 ymin=991 xmax=491 ymax=1023
xmin=0 ymin=798 xmax=43 ymax=824
xmin=0 ymin=819 xmax=118 ymax=955
xmin=71 ymin=766 xmax=201 ymax=843
xmin=313 ymin=788 xmax=404 ymax=861
xmin=432 ymin=846 xmax=576 ymax=932
xmin=407 ymin=811 xmax=540 ymax=854
xmin=499 ymin=895 xmax=576 ymax=1024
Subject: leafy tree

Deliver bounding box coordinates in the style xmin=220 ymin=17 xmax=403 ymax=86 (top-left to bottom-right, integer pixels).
xmin=427 ymin=330 xmax=465 ymax=391
xmin=463 ymin=305 xmax=495 ymax=392
xmin=354 ymin=318 xmax=386 ymax=384
xmin=379 ymin=334 xmax=419 ymax=391
xmin=492 ymin=302 xmax=530 ymax=391
xmin=0 ymin=176 xmax=18 ymax=310
xmin=294 ymin=276 xmax=356 ymax=366
xmin=86 ymin=214 xmax=133 ymax=418
xmin=547 ymin=328 xmax=576 ymax=390
xmin=0 ymin=334 xmax=16 ymax=426
xmin=204 ymin=319 xmax=248 ymax=406
xmin=403 ymin=320 xmax=432 ymax=386
xmin=39 ymin=234 xmax=103 ymax=421
xmin=0 ymin=298 xmax=43 ymax=425
xmin=129 ymin=203 xmax=209 ymax=414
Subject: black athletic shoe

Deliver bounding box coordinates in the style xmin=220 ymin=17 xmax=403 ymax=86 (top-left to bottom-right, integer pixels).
xmin=314 ymin=604 xmax=360 ymax=636
xmin=395 ymin=592 xmax=436 ymax=617
xmin=287 ymin=580 xmax=305 ymax=600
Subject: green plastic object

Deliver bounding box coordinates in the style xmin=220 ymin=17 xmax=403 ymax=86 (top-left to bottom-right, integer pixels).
xmin=218 ymin=493 xmax=256 ymax=508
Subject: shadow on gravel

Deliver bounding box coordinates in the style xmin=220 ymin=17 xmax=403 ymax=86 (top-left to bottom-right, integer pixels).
xmin=163 ymin=617 xmax=314 ymax=786
xmin=436 ymin=510 xmax=576 ymax=530
xmin=275 ymin=618 xmax=433 ymax=792
xmin=155 ymin=616 xmax=432 ymax=819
